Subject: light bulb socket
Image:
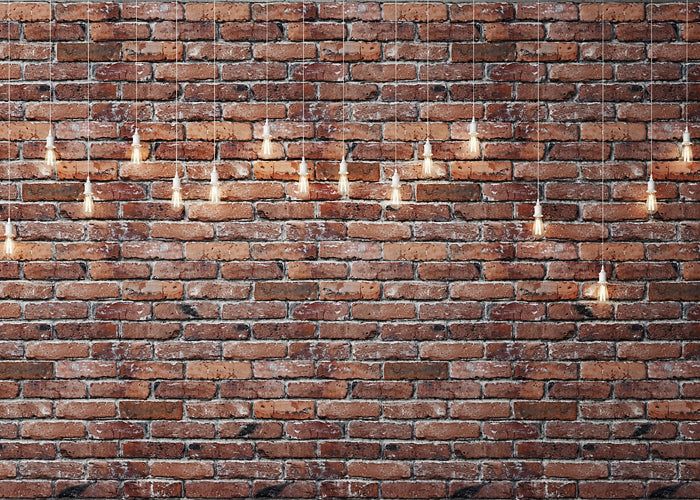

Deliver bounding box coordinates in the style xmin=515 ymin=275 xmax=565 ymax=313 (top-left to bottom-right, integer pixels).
xmin=598 ymin=267 xmax=607 ymax=284
xmin=172 ymin=172 xmax=181 ymax=189
xmin=534 ymin=200 xmax=543 ymax=217
xmin=682 ymin=128 xmax=692 ymax=146
xmin=210 ymin=167 xmax=219 ymax=183
xmin=469 ymin=117 xmax=477 ymax=135
xmin=4 ymin=219 xmax=13 ymax=238
xmin=132 ymin=129 xmax=140 ymax=146
xmin=391 ymin=169 xmax=400 ymax=188
xmin=646 ymin=176 xmax=656 ymax=194
xmin=423 ymin=140 xmax=432 ymax=157
xmin=263 ymin=120 xmax=271 ymax=137
xmin=299 ymin=158 xmax=308 ymax=176
xmin=46 ymin=130 xmax=55 ymax=148
xmin=83 ymin=177 xmax=92 ymax=195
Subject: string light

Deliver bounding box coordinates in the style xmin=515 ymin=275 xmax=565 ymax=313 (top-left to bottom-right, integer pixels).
xmin=532 ymin=0 xmax=544 ymax=237
xmin=3 ymin=0 xmax=14 ymax=257
xmin=297 ymin=0 xmax=308 ymax=198
xmin=82 ymin=0 xmax=94 ymax=216
xmin=171 ymin=0 xmax=183 ymax=209
xmin=44 ymin=0 xmax=57 ymax=174
xmin=130 ymin=0 xmax=144 ymax=165
xmin=680 ymin=0 xmax=693 ymax=162
xmin=468 ymin=0 xmax=480 ymax=157
xmin=208 ymin=0 xmax=220 ymax=203
xmin=337 ymin=0 xmax=349 ymax=198
xmin=647 ymin=0 xmax=657 ymax=216
xmin=421 ymin=0 xmax=433 ymax=177
xmin=596 ymin=5 xmax=609 ymax=303
xmin=260 ymin=0 xmax=274 ymax=158
xmin=388 ymin=0 xmax=402 ymax=206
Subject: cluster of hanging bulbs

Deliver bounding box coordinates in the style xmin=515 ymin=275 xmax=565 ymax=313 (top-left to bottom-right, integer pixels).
xmin=3 ymin=0 xmax=695 ymax=307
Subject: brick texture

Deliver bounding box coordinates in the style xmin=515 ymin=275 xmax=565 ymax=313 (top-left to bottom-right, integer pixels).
xmin=0 ymin=1 xmax=699 ymax=498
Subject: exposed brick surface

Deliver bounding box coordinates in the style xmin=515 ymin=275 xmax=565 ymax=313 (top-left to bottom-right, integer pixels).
xmin=0 ymin=1 xmax=698 ymax=498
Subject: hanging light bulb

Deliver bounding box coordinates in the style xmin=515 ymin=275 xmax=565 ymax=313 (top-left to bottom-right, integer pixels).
xmin=390 ymin=169 xmax=401 ymax=208
xmin=532 ymin=199 xmax=544 ymax=237
xmin=338 ymin=156 xmax=349 ymax=199
xmin=209 ymin=166 xmax=221 ymax=203
xmin=171 ymin=169 xmax=183 ymax=209
xmin=468 ymin=117 xmax=480 ymax=155
xmin=645 ymin=175 xmax=657 ymax=215
xmin=596 ymin=266 xmax=609 ymax=303
xmin=44 ymin=127 xmax=57 ymax=173
xmin=422 ymin=140 xmax=433 ymax=176
xmin=297 ymin=158 xmax=309 ymax=198
xmin=83 ymin=176 xmax=94 ymax=216
xmin=261 ymin=119 xmax=273 ymax=159
xmin=681 ymin=127 xmax=693 ymax=162
xmin=130 ymin=129 xmax=143 ymax=165
xmin=3 ymin=218 xmax=14 ymax=257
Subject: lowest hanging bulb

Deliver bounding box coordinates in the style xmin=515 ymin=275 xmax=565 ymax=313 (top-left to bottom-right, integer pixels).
xmin=44 ymin=127 xmax=57 ymax=172
xmin=422 ymin=140 xmax=433 ymax=176
xmin=130 ymin=129 xmax=143 ymax=165
xmin=171 ymin=169 xmax=183 ymax=209
xmin=596 ymin=266 xmax=609 ymax=303
xmin=297 ymin=158 xmax=309 ymax=198
xmin=3 ymin=218 xmax=14 ymax=257
xmin=338 ymin=156 xmax=349 ymax=199
xmin=532 ymin=199 xmax=544 ymax=238
xmin=681 ymin=127 xmax=693 ymax=163
xmin=209 ymin=166 xmax=221 ymax=203
xmin=390 ymin=169 xmax=401 ymax=208
xmin=261 ymin=119 xmax=273 ymax=158
xmin=83 ymin=176 xmax=94 ymax=216
xmin=646 ymin=175 xmax=657 ymax=215
xmin=468 ymin=117 xmax=480 ymax=156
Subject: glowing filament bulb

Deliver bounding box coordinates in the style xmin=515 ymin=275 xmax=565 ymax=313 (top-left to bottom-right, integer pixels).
xmin=596 ymin=266 xmax=609 ymax=303
xmin=130 ymin=129 xmax=143 ymax=165
xmin=390 ymin=169 xmax=401 ymax=208
xmin=3 ymin=219 xmax=14 ymax=257
xmin=422 ymin=140 xmax=433 ymax=176
xmin=532 ymin=199 xmax=544 ymax=238
xmin=646 ymin=175 xmax=657 ymax=215
xmin=171 ymin=170 xmax=183 ymax=209
xmin=209 ymin=166 xmax=221 ymax=203
xmin=297 ymin=158 xmax=309 ymax=198
xmin=261 ymin=119 xmax=273 ymax=158
xmin=681 ymin=127 xmax=693 ymax=163
xmin=338 ymin=156 xmax=349 ymax=199
xmin=44 ymin=127 xmax=57 ymax=172
xmin=468 ymin=117 xmax=480 ymax=155
xmin=83 ymin=176 xmax=94 ymax=216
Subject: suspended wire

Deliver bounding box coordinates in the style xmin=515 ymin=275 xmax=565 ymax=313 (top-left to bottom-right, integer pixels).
xmin=600 ymin=5 xmax=605 ymax=266
xmin=471 ymin=0 xmax=476 ymax=120
xmin=174 ymin=0 xmax=179 ymax=170
xmin=49 ymin=0 xmax=53 ymax=130
xmin=265 ymin=0 xmax=269 ymax=121
xmin=134 ymin=0 xmax=138 ymax=131
xmin=685 ymin=0 xmax=690 ymax=127
xmin=425 ymin=0 xmax=429 ymax=137
xmin=212 ymin=0 xmax=217 ymax=153
xmin=650 ymin=0 xmax=654 ymax=175
xmin=86 ymin=0 xmax=91 ymax=176
xmin=341 ymin=0 xmax=345 ymax=147
xmin=536 ymin=0 xmax=540 ymax=194
xmin=301 ymin=0 xmax=305 ymax=160
xmin=6 ymin=0 xmax=11 ymax=210
xmin=394 ymin=0 xmax=398 ymax=167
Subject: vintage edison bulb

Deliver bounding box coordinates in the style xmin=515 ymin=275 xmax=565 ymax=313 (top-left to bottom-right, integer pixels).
xmin=130 ymin=129 xmax=143 ymax=164
xmin=596 ymin=266 xmax=609 ymax=303
xmin=468 ymin=117 xmax=480 ymax=155
xmin=338 ymin=157 xmax=349 ymax=199
xmin=390 ymin=169 xmax=401 ymax=208
xmin=44 ymin=128 xmax=57 ymax=173
xmin=646 ymin=175 xmax=657 ymax=215
xmin=260 ymin=119 xmax=273 ymax=158
xmin=422 ymin=140 xmax=433 ymax=176
xmin=171 ymin=170 xmax=183 ymax=209
xmin=681 ymin=128 xmax=693 ymax=163
xmin=3 ymin=219 xmax=14 ymax=257
xmin=532 ymin=199 xmax=544 ymax=238
xmin=209 ymin=166 xmax=221 ymax=203
xmin=83 ymin=177 xmax=94 ymax=216
xmin=297 ymin=158 xmax=309 ymax=197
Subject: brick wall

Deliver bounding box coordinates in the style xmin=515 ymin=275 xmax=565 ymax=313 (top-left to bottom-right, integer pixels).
xmin=0 ymin=1 xmax=699 ymax=498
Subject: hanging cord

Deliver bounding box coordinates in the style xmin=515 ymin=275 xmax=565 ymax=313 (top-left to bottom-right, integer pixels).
xmin=394 ymin=0 xmax=398 ymax=167
xmin=537 ymin=0 xmax=542 ymax=201
xmin=341 ymin=0 xmax=345 ymax=148
xmin=650 ymin=0 xmax=654 ymax=174
xmin=425 ymin=0 xmax=429 ymax=138
xmin=86 ymin=0 xmax=91 ymax=176
xmin=600 ymin=6 xmax=605 ymax=266
xmin=301 ymin=0 xmax=305 ymax=161
xmin=6 ymin=0 xmax=11 ymax=213
xmin=212 ymin=0 xmax=217 ymax=155
xmin=471 ymin=0 xmax=475 ymax=120
xmin=49 ymin=0 xmax=53 ymax=135
xmin=174 ymin=0 xmax=179 ymax=171
xmin=265 ymin=0 xmax=269 ymax=121
xmin=134 ymin=0 xmax=138 ymax=132
xmin=685 ymin=0 xmax=689 ymax=127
